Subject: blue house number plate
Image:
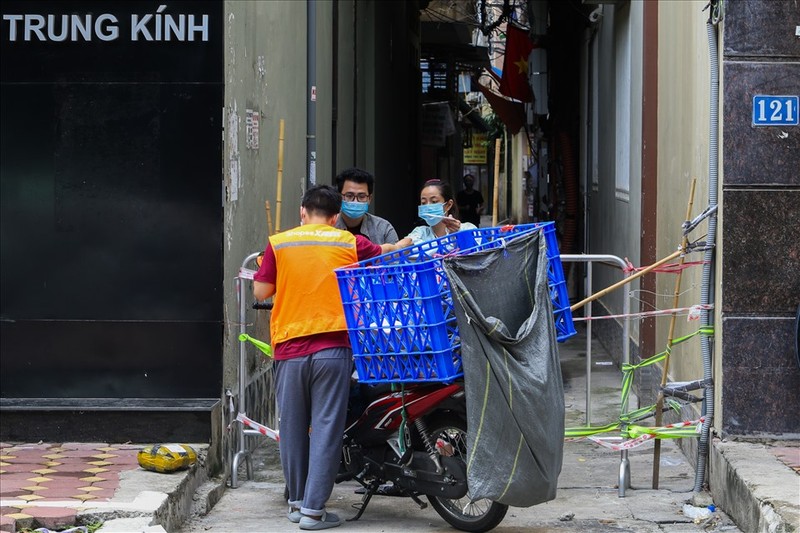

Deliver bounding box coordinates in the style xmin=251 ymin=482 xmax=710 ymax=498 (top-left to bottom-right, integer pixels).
xmin=752 ymin=95 xmax=799 ymax=126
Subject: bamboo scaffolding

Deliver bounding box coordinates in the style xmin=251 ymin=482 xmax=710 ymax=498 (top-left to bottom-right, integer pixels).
xmin=652 ymin=178 xmax=697 ymax=489
xmin=274 ymin=119 xmax=285 ymax=233
xmin=569 ymin=248 xmax=684 ymax=313
xmin=265 ymin=200 xmax=274 ymax=236
xmin=492 ymin=137 xmax=501 ymax=226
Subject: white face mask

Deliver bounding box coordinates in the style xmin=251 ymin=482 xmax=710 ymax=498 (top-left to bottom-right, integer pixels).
xmin=418 ymin=203 xmax=445 ymax=226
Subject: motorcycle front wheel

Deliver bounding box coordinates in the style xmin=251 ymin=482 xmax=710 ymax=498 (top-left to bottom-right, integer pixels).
xmin=424 ymin=415 xmax=508 ymax=533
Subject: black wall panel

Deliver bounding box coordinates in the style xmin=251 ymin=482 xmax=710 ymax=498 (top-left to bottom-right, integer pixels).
xmin=1 ymin=1 xmax=223 ymax=398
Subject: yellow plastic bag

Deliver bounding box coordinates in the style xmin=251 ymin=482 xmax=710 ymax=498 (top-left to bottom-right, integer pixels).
xmin=137 ymin=443 xmax=197 ymax=473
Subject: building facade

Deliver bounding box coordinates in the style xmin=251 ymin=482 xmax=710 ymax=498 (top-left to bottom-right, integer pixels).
xmin=1 ymin=0 xmax=797 ymax=488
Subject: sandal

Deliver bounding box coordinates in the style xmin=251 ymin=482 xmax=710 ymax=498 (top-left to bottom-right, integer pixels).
xmin=288 ymin=507 xmax=303 ymax=523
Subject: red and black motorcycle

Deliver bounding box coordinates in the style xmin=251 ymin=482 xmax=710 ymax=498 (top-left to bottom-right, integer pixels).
xmin=249 ymin=301 xmax=507 ymax=531
xmin=338 ymin=381 xmax=508 ymax=532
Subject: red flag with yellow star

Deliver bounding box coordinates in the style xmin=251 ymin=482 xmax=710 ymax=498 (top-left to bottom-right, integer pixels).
xmin=499 ymin=25 xmax=534 ymax=102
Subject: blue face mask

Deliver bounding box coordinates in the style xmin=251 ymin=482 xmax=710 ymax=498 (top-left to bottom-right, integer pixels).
xmin=341 ymin=201 xmax=369 ymax=219
xmin=418 ymin=203 xmax=445 ymax=226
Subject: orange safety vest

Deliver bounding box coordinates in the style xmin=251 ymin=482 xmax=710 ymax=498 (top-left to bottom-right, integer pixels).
xmin=268 ymin=223 xmax=358 ymax=345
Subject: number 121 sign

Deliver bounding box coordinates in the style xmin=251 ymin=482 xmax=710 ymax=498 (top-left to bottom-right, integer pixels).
xmin=752 ymin=95 xmax=799 ymax=126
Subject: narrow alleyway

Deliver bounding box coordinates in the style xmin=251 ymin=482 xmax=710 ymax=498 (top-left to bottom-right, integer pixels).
xmin=180 ymin=326 xmax=742 ymax=532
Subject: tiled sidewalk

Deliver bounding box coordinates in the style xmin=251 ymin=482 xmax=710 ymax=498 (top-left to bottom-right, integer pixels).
xmin=0 ymin=442 xmax=141 ymax=532
xmin=770 ymin=445 xmax=800 ymax=474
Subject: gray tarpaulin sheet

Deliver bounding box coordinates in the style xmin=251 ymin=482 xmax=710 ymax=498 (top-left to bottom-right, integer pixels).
xmin=442 ymin=229 xmax=564 ymax=507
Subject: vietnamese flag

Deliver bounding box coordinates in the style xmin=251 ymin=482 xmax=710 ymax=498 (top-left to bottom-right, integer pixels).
xmin=498 ymin=25 xmax=534 ymax=102
xmin=476 ymin=80 xmax=526 ymax=134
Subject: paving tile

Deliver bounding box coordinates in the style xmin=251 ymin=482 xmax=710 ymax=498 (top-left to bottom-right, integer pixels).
xmin=50 ymin=456 xmax=101 ymax=465
xmin=0 ymin=516 xmax=13 ymax=531
xmin=1 ymin=504 xmax=28 ymax=511
xmin=86 ymin=460 xmax=114 ymax=467
xmin=0 ymin=479 xmax=30 ymax=497
xmin=30 ymin=468 xmax=58 ymax=475
xmin=0 ymin=463 xmax=43 ymax=473
xmin=110 ymin=456 xmax=141 ymax=466
xmin=0 ymin=473 xmax=35 ymax=482
xmin=21 ymin=485 xmax=49 ymax=492
xmin=79 ymin=488 xmax=116 ymax=499
xmin=79 ymin=475 xmax=107 ymax=483
xmin=13 ymin=443 xmax=53 ymax=449
xmin=770 ymin=446 xmax=800 ymax=467
xmin=26 ymin=476 xmax=54 ymax=483
xmin=97 ymin=463 xmax=139 ymax=472
xmin=41 ymin=453 xmax=67 ymax=460
xmin=3 ymin=449 xmax=50 ymax=460
xmin=76 ymin=485 xmax=103 ymax=492
xmin=51 ymin=463 xmax=98 ymax=474
xmin=90 ymin=472 xmax=120 ymax=482
xmin=61 ymin=443 xmax=109 ymax=450
xmin=21 ymin=506 xmax=77 ymax=530
xmin=90 ymin=453 xmax=118 ymax=459
xmin=40 ymin=477 xmax=87 ymax=489
xmin=0 ymin=488 xmax=29 ymax=498
xmin=4 ymin=512 xmax=33 ymax=521
xmin=2 ymin=452 xmax=48 ymax=463
xmin=90 ymin=480 xmax=121 ymax=490
xmin=6 ymin=512 xmax=34 ymax=532
xmin=34 ymin=487 xmax=95 ymax=499
xmin=59 ymin=450 xmax=101 ymax=458
xmin=82 ymin=467 xmax=110 ymax=475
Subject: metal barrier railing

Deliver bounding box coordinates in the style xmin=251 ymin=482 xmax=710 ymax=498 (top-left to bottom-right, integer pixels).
xmin=560 ymin=254 xmax=630 ymax=422
xmin=560 ymin=254 xmax=632 ymax=496
xmin=229 ymin=252 xmax=635 ymax=494
xmin=230 ymin=251 xmax=274 ymax=489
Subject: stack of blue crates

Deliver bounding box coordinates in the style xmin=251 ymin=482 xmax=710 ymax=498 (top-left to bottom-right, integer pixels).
xmin=335 ymin=222 xmax=575 ymax=384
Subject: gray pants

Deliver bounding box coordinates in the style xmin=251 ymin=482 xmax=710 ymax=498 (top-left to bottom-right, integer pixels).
xmin=275 ymin=347 xmax=351 ymax=515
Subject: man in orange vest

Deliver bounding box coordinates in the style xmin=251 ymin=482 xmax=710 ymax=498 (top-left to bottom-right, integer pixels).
xmin=253 ymin=185 xmax=400 ymax=530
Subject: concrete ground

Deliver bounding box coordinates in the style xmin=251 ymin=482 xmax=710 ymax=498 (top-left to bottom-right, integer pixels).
xmin=175 ymin=331 xmax=767 ymax=533
xmin=3 ymin=327 xmax=796 ymax=533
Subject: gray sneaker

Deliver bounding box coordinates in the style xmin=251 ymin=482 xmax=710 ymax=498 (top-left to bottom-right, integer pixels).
xmin=299 ymin=511 xmax=341 ymax=530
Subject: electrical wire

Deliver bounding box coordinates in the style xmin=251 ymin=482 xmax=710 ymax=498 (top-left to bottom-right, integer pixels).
xmin=424 ymin=4 xmax=482 ymax=26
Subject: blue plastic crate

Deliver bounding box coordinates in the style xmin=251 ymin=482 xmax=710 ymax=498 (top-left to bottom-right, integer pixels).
xmin=335 ymin=223 xmax=575 ymax=384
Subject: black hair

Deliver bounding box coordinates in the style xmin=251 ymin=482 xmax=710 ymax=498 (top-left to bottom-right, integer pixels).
xmin=421 ymin=179 xmax=459 ymax=219
xmin=301 ymin=184 xmax=342 ymax=217
xmin=335 ymin=167 xmax=375 ymax=194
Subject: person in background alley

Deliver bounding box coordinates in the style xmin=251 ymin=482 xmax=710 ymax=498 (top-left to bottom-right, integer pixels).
xmin=253 ymin=185 xmax=403 ymax=530
xmin=334 ymin=167 xmax=399 ymax=245
xmin=456 ymin=173 xmax=484 ymax=227
xmin=396 ymin=179 xmax=477 ymax=246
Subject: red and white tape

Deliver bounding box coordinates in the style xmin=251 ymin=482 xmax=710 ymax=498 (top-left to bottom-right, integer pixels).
xmin=239 ymin=267 xmax=257 ymax=280
xmin=572 ymin=304 xmax=713 ymax=323
xmin=588 ymin=434 xmax=655 ymax=451
xmin=236 ymin=412 xmax=280 ymax=441
xmin=661 ymin=417 xmax=705 ymax=430
xmin=582 ymin=417 xmax=705 ymax=451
